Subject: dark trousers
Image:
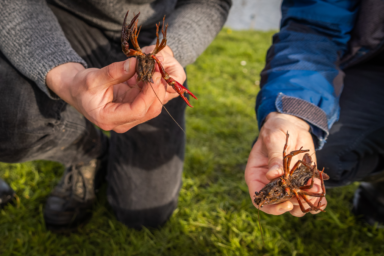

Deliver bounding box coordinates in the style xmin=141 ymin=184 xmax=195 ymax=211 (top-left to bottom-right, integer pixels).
xmin=318 ymin=52 xmax=384 ymax=187
xmin=0 ymin=5 xmax=185 ymax=228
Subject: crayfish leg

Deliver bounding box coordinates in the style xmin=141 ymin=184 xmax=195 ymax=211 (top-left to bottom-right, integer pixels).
xmin=284 ymin=148 xmax=310 ymax=179
xmin=151 ymin=55 xmax=197 ymax=107
xmin=121 ymin=11 xmax=142 ymax=56
xmin=283 ymin=132 xmax=289 ymax=177
xmin=300 ymin=193 xmax=326 ymax=212
xmin=297 ymin=163 xmax=317 ymax=189
xmin=293 ymin=190 xmax=312 ymax=213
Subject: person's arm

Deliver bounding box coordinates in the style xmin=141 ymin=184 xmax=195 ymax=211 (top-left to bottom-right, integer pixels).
xmin=45 ymin=58 xmax=173 ymax=133
xmin=45 ymin=44 xmax=186 ymax=133
xmin=0 ymin=0 xmax=86 ymax=99
xmin=0 ymin=1 xmax=184 ymax=133
xmin=245 ymin=0 xmax=360 ymax=217
xmin=151 ymin=0 xmax=232 ymax=68
xmin=257 ymin=0 xmax=359 ymax=149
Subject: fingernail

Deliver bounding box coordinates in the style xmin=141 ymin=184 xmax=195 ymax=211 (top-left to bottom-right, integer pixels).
xmin=124 ymin=59 xmax=130 ymax=73
xmin=279 ymin=205 xmax=292 ymax=212
xmin=152 ymin=76 xmax=160 ymax=84
xmin=269 ymin=165 xmax=281 ymax=175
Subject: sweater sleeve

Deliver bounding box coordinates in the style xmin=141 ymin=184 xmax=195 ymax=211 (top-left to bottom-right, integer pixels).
xmin=151 ymin=0 xmax=232 ymax=67
xmin=0 ymin=0 xmax=87 ymax=99
xmin=256 ymin=0 xmax=359 ymax=149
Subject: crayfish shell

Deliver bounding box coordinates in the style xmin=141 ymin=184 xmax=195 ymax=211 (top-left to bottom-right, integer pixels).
xmin=254 ymin=153 xmax=329 ymax=208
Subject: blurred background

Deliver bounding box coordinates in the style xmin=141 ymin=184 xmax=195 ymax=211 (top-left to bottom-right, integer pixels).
xmin=1 ymin=1 xmax=383 ymax=255
xmin=226 ymin=0 xmax=282 ymax=30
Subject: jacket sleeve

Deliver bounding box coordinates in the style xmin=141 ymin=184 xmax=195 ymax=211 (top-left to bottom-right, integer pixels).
xmin=0 ymin=0 xmax=87 ymax=99
xmin=256 ymin=0 xmax=359 ymax=149
xmin=151 ymin=0 xmax=232 ymax=67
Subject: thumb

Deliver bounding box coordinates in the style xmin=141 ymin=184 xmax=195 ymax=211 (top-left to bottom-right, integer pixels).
xmin=96 ymin=58 xmax=137 ymax=88
xmin=263 ymin=133 xmax=288 ymax=180
xmin=266 ymin=153 xmax=285 ymax=180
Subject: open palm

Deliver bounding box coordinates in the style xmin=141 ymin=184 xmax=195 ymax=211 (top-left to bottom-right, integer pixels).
xmin=245 ymin=113 xmax=327 ymax=217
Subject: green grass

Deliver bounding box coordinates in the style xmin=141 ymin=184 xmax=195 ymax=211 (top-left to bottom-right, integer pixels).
xmin=1 ymin=29 xmax=384 ymax=255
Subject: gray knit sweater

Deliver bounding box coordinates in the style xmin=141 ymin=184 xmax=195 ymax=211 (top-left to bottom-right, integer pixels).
xmin=0 ymin=0 xmax=231 ymax=98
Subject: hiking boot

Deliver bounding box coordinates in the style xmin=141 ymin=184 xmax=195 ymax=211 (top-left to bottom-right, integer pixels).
xmin=352 ymin=179 xmax=384 ymax=228
xmin=0 ymin=178 xmax=15 ymax=208
xmin=44 ymin=155 xmax=108 ymax=232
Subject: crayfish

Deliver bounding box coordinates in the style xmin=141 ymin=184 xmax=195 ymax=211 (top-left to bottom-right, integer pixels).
xmin=254 ymin=132 xmax=329 ymax=213
xmin=121 ymin=11 xmax=197 ymax=107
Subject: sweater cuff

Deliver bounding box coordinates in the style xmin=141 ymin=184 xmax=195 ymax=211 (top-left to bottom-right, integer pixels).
xmin=276 ymin=93 xmax=329 ymax=149
xmin=258 ymin=93 xmax=330 ymax=150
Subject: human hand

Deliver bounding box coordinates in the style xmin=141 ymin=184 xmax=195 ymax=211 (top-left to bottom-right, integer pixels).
xmin=244 ymin=112 xmax=327 ymax=217
xmin=46 ymin=46 xmax=185 ymax=133
xmin=138 ymin=45 xmax=186 ymax=102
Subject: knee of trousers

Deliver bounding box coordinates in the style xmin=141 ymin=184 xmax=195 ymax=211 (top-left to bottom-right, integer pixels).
xmin=317 ymin=145 xmax=362 ymax=187
xmin=111 ymin=199 xmax=178 ymax=229
xmin=0 ymin=54 xmax=70 ymax=162
xmin=0 ymin=123 xmax=60 ymax=163
xmin=0 ymin=101 xmax=68 ymax=163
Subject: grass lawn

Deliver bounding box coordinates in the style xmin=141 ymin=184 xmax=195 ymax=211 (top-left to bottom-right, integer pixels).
xmin=1 ymin=29 xmax=384 ymax=256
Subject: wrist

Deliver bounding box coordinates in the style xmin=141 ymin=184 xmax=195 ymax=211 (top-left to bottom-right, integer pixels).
xmin=265 ymin=112 xmax=310 ymax=132
xmin=46 ymin=62 xmax=85 ymax=104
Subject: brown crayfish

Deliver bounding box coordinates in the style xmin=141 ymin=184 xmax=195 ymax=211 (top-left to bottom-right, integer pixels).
xmin=254 ymin=132 xmax=329 ymax=213
xmin=121 ymin=11 xmax=197 ymax=107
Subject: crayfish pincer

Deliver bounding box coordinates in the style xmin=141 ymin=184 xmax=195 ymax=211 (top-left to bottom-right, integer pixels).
xmin=254 ymin=132 xmax=329 ymax=213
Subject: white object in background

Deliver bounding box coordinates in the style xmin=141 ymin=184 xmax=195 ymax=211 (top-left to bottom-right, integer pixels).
xmin=225 ymin=0 xmax=282 ymax=31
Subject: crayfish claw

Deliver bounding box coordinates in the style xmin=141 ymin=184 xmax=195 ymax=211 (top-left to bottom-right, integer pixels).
xmin=169 ymin=78 xmax=198 ymax=107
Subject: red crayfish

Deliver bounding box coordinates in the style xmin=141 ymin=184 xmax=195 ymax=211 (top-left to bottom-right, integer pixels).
xmin=254 ymin=132 xmax=329 ymax=213
xmin=121 ymin=11 xmax=197 ymax=107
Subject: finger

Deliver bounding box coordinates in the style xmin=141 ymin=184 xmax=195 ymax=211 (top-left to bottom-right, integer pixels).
xmin=260 ymin=131 xmax=288 ymax=180
xmin=245 ymin=141 xmax=270 ymax=188
xmin=246 ymin=142 xmax=294 ymax=215
xmin=316 ymin=197 xmax=328 ymax=213
xmin=156 ymin=56 xmax=164 ymax=63
xmin=140 ymin=73 xmax=167 ymax=115
xmin=289 ymin=205 xmax=307 ymax=217
xmin=142 ymin=45 xmax=155 ymax=54
xmin=94 ymin=58 xmax=137 ymax=89
xmin=134 ymin=72 xmax=166 ymax=111
xmin=153 ymin=58 xmax=178 ymax=95
xmin=107 ymin=72 xmax=165 ymax=131
xmin=119 ymin=72 xmax=163 ymax=121
xmin=112 ymin=90 xmax=166 ymax=133
xmin=164 ymin=65 xmax=185 ymax=86
xmin=126 ymin=73 xmax=139 ymax=88
xmin=157 ymin=78 xmax=178 ymax=98
xmin=155 ymin=53 xmax=186 ymax=85
xmin=258 ymin=201 xmax=294 ymax=215
xmin=309 ymin=197 xmax=327 ymax=215
xmin=289 ymin=194 xmax=327 ymax=216
xmin=165 ymin=91 xmax=179 ymax=100
xmin=287 ymin=179 xmax=323 ymax=207
xmin=266 ymin=164 xmax=285 ymax=180
xmin=144 ymin=45 xmax=186 ymax=92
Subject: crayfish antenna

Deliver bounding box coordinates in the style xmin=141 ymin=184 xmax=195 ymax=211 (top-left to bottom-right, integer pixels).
xmin=257 ymin=206 xmax=265 ymax=247
xmin=145 ymin=82 xmax=185 ymax=134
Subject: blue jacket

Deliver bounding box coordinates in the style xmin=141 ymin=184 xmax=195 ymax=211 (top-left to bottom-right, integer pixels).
xmin=256 ymin=0 xmax=384 ymax=149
